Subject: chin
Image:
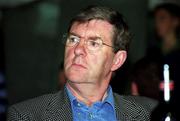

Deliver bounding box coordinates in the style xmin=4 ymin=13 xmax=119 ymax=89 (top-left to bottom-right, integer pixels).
xmin=66 ymin=72 xmax=86 ymax=83
xmin=67 ymin=77 xmax=87 ymax=84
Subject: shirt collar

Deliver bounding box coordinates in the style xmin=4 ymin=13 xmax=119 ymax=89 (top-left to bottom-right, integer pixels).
xmin=65 ymin=85 xmax=76 ymax=103
xmin=104 ymin=86 xmax=115 ymax=109
xmin=65 ymin=85 xmax=115 ymax=109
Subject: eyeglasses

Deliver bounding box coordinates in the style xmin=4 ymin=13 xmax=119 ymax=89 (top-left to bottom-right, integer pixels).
xmin=63 ymin=34 xmax=114 ymax=51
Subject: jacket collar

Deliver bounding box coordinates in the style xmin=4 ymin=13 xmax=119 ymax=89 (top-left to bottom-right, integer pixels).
xmin=44 ymin=88 xmax=145 ymax=121
xmin=44 ymin=89 xmax=73 ymax=121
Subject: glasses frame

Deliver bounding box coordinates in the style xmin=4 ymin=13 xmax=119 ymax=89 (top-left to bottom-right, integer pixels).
xmin=62 ymin=33 xmax=115 ymax=51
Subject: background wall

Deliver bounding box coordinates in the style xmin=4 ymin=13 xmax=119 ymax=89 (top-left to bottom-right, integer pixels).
xmin=1 ymin=0 xmax=149 ymax=104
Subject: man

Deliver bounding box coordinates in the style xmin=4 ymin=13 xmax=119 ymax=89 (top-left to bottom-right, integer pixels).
xmin=8 ymin=6 xmax=157 ymax=121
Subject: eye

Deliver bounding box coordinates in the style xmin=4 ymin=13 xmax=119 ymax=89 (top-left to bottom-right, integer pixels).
xmin=67 ymin=35 xmax=79 ymax=45
xmin=88 ymin=39 xmax=101 ymax=48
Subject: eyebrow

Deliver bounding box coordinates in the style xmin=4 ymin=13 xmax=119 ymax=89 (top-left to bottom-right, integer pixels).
xmin=69 ymin=32 xmax=81 ymax=38
xmin=69 ymin=32 xmax=103 ymax=41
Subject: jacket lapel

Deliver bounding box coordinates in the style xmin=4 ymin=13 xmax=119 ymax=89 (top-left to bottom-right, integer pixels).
xmin=42 ymin=90 xmax=146 ymax=121
xmin=114 ymin=94 xmax=133 ymax=121
xmin=44 ymin=89 xmax=73 ymax=121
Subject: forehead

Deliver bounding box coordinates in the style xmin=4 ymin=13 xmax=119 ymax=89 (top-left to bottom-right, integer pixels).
xmin=69 ymin=20 xmax=114 ymax=41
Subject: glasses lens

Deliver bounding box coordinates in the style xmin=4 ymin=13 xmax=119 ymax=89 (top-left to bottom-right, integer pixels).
xmin=66 ymin=35 xmax=80 ymax=46
xmin=86 ymin=39 xmax=102 ymax=51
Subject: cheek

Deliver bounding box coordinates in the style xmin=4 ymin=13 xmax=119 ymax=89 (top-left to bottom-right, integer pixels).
xmin=104 ymin=56 xmax=114 ymax=71
xmin=64 ymin=48 xmax=74 ymax=67
xmin=89 ymin=52 xmax=113 ymax=72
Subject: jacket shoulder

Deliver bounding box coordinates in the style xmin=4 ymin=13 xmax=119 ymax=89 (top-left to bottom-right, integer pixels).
xmin=7 ymin=90 xmax=64 ymax=120
xmin=122 ymin=95 xmax=158 ymax=112
xmin=114 ymin=93 xmax=158 ymax=121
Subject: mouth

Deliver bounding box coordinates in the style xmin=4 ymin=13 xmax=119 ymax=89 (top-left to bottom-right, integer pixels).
xmin=71 ymin=63 xmax=87 ymax=69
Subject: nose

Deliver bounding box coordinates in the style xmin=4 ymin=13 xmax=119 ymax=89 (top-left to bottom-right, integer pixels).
xmin=74 ymin=39 xmax=86 ymax=56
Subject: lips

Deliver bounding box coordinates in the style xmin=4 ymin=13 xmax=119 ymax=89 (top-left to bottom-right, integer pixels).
xmin=71 ymin=57 xmax=87 ymax=69
xmin=71 ymin=63 xmax=87 ymax=69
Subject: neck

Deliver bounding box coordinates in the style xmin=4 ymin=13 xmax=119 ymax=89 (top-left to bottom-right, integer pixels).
xmin=162 ymin=32 xmax=177 ymax=54
xmin=66 ymin=74 xmax=111 ymax=106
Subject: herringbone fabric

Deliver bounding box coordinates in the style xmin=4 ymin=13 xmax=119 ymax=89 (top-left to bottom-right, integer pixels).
xmin=7 ymin=89 xmax=157 ymax=121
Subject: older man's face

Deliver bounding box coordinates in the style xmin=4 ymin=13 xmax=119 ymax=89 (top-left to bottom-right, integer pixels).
xmin=64 ymin=20 xmax=115 ymax=85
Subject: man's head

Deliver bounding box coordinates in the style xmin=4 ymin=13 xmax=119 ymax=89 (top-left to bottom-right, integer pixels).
xmin=64 ymin=6 xmax=131 ymax=85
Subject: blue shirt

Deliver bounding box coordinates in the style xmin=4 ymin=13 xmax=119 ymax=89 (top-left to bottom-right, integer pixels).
xmin=66 ymin=86 xmax=117 ymax=121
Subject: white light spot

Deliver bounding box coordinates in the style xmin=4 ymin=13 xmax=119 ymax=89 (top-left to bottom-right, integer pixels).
xmin=165 ymin=116 xmax=171 ymax=121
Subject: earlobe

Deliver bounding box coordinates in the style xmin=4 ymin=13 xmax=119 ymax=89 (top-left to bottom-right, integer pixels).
xmin=111 ymin=50 xmax=127 ymax=71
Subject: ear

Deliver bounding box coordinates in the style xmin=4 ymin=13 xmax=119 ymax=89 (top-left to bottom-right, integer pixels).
xmin=111 ymin=50 xmax=127 ymax=71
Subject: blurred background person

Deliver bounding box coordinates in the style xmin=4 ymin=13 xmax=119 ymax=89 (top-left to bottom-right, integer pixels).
xmin=146 ymin=3 xmax=180 ymax=119
xmin=129 ymin=57 xmax=161 ymax=100
xmin=148 ymin=3 xmax=180 ymax=56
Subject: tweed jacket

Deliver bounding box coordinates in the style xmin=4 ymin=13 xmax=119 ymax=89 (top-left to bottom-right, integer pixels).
xmin=7 ymin=89 xmax=157 ymax=121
